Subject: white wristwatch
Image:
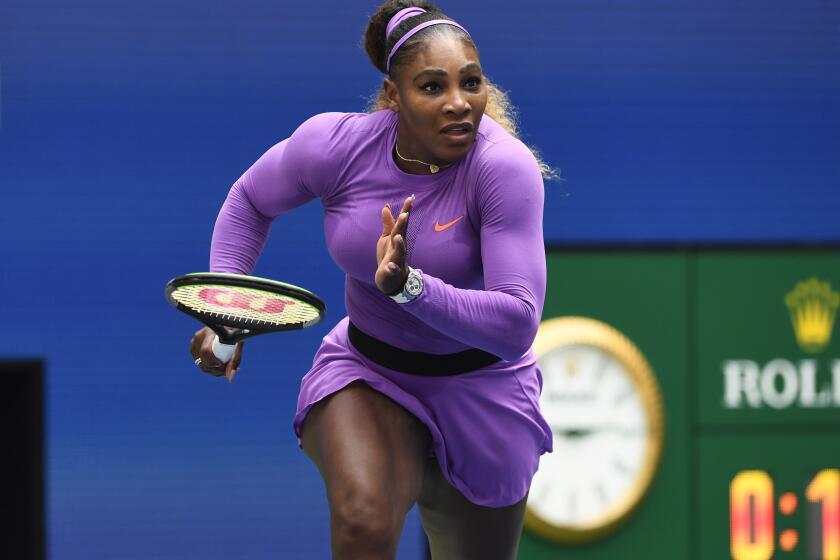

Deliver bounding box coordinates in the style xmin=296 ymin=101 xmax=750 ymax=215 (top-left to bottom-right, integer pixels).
xmin=390 ymin=267 xmax=424 ymax=304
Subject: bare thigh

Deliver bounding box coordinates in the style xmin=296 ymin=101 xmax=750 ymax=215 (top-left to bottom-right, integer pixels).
xmin=300 ymin=382 xmax=431 ymax=558
xmin=418 ymin=456 xmax=528 ymax=560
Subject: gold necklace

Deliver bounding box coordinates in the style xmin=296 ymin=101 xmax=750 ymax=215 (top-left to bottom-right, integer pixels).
xmin=394 ymin=143 xmax=452 ymax=174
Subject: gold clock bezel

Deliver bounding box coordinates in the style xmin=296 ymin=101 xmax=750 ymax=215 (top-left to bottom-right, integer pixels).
xmin=524 ymin=316 xmax=665 ymax=544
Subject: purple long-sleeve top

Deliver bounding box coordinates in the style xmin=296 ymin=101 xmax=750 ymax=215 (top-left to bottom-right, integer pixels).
xmin=210 ymin=110 xmax=545 ymax=362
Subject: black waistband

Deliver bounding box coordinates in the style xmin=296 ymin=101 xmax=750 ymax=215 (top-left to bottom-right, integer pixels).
xmin=347 ymin=321 xmax=501 ymax=376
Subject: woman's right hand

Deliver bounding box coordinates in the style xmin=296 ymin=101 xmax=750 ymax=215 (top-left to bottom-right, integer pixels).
xmin=189 ymin=327 xmax=244 ymax=382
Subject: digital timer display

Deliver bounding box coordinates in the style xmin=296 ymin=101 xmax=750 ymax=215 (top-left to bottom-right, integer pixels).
xmin=697 ymin=432 xmax=840 ymax=560
xmin=730 ymin=469 xmax=839 ymax=559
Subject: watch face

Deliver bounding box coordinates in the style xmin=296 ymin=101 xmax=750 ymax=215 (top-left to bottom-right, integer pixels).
xmin=526 ymin=317 xmax=664 ymax=543
xmin=405 ymin=272 xmax=423 ymax=296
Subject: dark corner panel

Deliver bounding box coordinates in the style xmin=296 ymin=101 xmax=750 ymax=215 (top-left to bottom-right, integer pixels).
xmin=0 ymin=361 xmax=44 ymax=560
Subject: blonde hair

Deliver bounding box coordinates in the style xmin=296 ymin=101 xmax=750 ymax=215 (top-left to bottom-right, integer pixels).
xmin=368 ymin=78 xmax=558 ymax=181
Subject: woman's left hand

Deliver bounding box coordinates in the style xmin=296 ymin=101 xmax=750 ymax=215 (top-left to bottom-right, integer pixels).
xmin=375 ymin=194 xmax=414 ymax=295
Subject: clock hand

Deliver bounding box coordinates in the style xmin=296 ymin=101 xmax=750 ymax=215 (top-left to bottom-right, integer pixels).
xmin=550 ymin=424 xmax=597 ymax=439
xmin=550 ymin=423 xmax=642 ymax=439
xmin=570 ymin=428 xmax=596 ymax=438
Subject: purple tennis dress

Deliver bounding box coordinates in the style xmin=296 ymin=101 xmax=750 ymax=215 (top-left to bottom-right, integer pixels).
xmin=210 ymin=109 xmax=553 ymax=507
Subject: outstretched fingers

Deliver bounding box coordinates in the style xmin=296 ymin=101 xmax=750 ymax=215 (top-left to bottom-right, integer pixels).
xmin=381 ymin=204 xmax=395 ymax=237
xmin=391 ymin=195 xmax=414 ymax=241
xmin=391 ymin=233 xmax=406 ymax=264
xmin=399 ymin=194 xmax=414 ymax=214
xmin=374 ymin=195 xmax=414 ymax=295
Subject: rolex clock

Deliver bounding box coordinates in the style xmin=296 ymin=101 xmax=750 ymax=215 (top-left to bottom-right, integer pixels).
xmin=525 ymin=316 xmax=665 ymax=543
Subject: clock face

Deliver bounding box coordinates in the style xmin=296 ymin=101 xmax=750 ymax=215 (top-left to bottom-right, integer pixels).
xmin=525 ymin=317 xmax=664 ymax=543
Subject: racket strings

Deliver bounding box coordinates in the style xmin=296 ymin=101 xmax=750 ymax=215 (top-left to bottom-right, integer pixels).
xmin=170 ymin=284 xmax=320 ymax=327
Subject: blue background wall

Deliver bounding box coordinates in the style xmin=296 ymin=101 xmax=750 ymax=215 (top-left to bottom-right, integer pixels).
xmin=1 ymin=0 xmax=838 ymax=558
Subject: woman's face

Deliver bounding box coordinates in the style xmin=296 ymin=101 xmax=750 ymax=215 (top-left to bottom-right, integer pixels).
xmin=386 ymin=33 xmax=488 ymax=167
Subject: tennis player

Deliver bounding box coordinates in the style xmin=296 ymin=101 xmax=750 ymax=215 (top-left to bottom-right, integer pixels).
xmin=189 ymin=1 xmax=554 ymax=557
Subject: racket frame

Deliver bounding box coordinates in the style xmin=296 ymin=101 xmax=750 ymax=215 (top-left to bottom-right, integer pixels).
xmin=165 ymin=272 xmax=326 ymax=345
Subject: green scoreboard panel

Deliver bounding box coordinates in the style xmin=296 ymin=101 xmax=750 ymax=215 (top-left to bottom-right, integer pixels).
xmin=519 ymin=249 xmax=840 ymax=560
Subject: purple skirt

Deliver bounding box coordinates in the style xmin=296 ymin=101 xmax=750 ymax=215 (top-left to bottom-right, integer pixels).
xmin=293 ymin=317 xmax=553 ymax=508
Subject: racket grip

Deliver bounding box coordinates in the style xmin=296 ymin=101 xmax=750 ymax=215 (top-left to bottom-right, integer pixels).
xmin=211 ymin=336 xmax=236 ymax=363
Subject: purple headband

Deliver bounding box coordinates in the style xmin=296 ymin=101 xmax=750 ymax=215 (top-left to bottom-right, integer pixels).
xmin=385 ymin=7 xmax=426 ymax=37
xmin=384 ymin=7 xmax=471 ymax=73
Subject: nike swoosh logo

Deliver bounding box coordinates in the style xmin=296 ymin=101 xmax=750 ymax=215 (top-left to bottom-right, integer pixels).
xmin=434 ymin=215 xmax=464 ymax=232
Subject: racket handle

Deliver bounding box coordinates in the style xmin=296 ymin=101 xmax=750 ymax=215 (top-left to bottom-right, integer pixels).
xmin=211 ymin=336 xmax=236 ymax=363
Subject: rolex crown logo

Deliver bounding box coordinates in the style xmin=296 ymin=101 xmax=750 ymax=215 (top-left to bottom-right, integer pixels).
xmin=784 ymin=277 xmax=839 ymax=353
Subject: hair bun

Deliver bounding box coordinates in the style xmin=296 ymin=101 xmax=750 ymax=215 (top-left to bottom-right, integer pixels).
xmin=363 ymin=0 xmax=439 ymax=74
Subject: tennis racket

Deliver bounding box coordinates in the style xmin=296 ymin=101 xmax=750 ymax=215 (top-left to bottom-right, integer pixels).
xmin=165 ymin=272 xmax=326 ymax=363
